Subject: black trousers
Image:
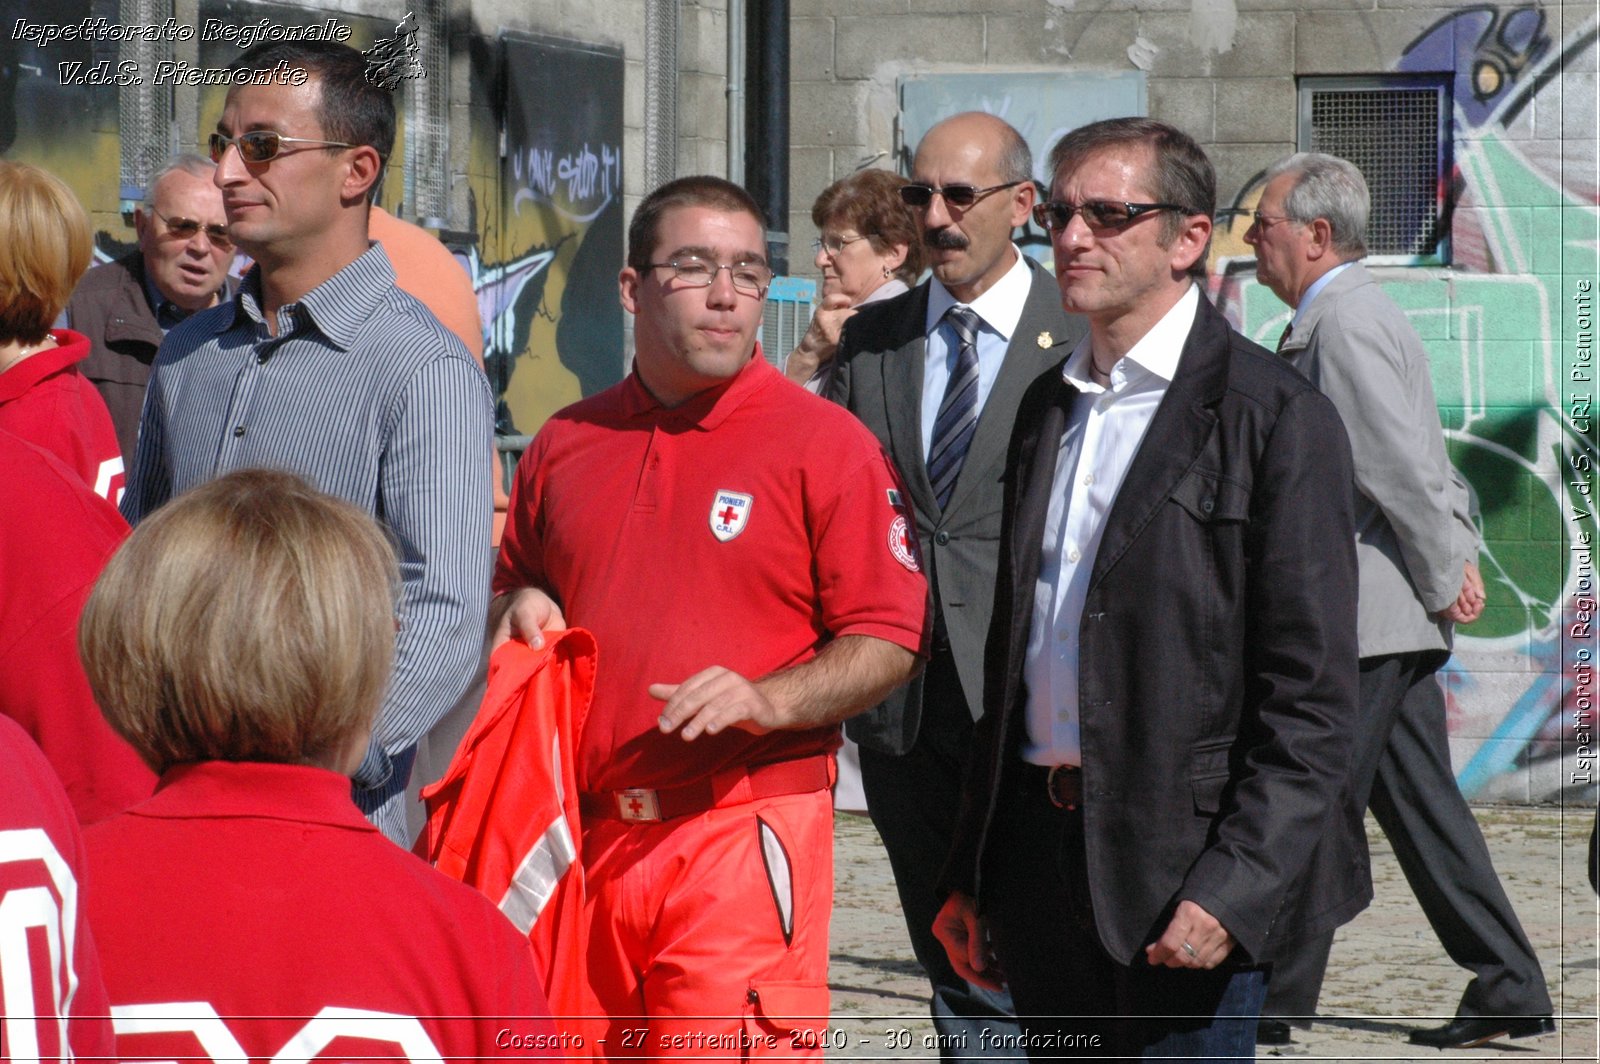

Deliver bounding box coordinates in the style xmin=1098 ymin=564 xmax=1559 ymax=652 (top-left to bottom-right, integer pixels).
xmin=1265 ymin=651 xmax=1552 ymax=1020
xmin=860 ymin=649 xmax=1020 ymax=1061
xmin=982 ymin=763 xmax=1266 ymax=1061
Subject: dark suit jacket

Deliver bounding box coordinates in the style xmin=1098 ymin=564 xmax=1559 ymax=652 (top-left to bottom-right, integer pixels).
xmin=65 ymin=253 xmax=238 ymax=462
xmin=64 ymin=253 xmax=164 ymax=463
xmin=944 ymin=293 xmax=1371 ymax=966
xmin=829 ymin=258 xmax=1085 ymax=755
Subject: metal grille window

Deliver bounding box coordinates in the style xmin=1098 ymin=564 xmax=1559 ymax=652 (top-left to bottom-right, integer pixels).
xmin=762 ymin=276 xmax=817 ymax=371
xmin=118 ymin=0 xmax=175 ymax=204
xmin=405 ymin=0 xmax=451 ymax=228
xmin=1299 ymin=77 xmax=1452 ymax=265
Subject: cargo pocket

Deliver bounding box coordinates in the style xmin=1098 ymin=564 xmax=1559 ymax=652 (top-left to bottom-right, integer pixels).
xmin=741 ymin=981 xmax=831 ymax=1059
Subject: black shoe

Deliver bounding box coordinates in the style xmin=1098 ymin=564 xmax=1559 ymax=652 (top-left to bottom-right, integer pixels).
xmin=1256 ymin=1018 xmax=1293 ymax=1045
xmin=1407 ymin=1016 xmax=1555 ymax=1049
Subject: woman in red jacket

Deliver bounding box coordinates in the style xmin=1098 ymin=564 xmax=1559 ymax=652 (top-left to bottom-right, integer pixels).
xmin=79 ymin=469 xmax=566 ymax=1062
xmin=0 ymin=161 xmax=123 ymax=500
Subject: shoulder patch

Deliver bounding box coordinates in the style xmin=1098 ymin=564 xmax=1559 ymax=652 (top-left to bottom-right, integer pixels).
xmin=888 ymin=513 xmax=920 ymax=572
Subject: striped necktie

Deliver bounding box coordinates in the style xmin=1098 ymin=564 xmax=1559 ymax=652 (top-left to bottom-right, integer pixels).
xmin=928 ymin=305 xmax=982 ymax=509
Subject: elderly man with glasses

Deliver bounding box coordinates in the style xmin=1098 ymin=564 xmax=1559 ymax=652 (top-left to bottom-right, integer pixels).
xmin=1245 ymin=151 xmax=1553 ymax=1051
xmin=64 ymin=154 xmax=237 ymax=461
xmin=121 ymin=39 xmax=493 ymax=848
xmin=492 ymin=174 xmax=927 ymax=1057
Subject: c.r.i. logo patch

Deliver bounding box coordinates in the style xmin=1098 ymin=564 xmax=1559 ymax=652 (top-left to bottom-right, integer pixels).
xmin=888 ymin=514 xmax=920 ymax=572
xmin=710 ymin=490 xmax=754 ymax=542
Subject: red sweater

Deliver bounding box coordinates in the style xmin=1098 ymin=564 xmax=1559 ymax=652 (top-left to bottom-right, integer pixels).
xmin=0 ymin=329 xmax=125 ymax=500
xmin=88 ymin=761 xmax=565 ymax=1061
xmin=0 ymin=429 xmax=154 ymax=823
xmin=0 ymin=714 xmax=117 ymax=1061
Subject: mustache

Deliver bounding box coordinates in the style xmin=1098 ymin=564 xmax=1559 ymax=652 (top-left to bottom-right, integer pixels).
xmin=924 ymin=228 xmax=968 ymax=250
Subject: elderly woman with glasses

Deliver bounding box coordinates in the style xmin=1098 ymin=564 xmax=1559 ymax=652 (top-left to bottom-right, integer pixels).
xmin=0 ymin=161 xmax=123 ymax=499
xmin=785 ymin=169 xmax=925 ymax=393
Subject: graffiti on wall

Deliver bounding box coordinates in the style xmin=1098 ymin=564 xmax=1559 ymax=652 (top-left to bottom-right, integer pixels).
xmin=2 ymin=4 xmax=626 ymax=443
xmin=1210 ymin=3 xmax=1598 ymax=801
xmin=468 ymin=34 xmax=624 ymax=438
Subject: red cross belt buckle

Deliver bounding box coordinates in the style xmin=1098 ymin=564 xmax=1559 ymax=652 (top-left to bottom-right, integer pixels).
xmin=617 ymin=788 xmax=662 ymax=822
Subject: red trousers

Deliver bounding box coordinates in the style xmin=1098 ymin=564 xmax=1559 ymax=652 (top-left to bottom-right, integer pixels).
xmin=570 ymin=787 xmax=833 ymax=1060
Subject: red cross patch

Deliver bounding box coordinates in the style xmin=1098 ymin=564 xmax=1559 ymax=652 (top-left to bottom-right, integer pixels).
xmin=710 ymin=490 xmax=754 ymax=542
xmin=888 ymin=514 xmax=920 ymax=572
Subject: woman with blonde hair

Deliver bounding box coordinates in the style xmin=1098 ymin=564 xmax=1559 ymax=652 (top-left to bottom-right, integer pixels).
xmin=0 ymin=161 xmax=122 ymax=498
xmin=80 ymin=469 xmax=561 ymax=1061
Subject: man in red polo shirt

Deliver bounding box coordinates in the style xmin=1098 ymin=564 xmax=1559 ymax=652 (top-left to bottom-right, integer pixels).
xmin=493 ymin=175 xmax=926 ymax=1058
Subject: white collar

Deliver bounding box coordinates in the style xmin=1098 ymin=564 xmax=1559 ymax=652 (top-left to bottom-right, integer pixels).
xmin=924 ymin=246 xmax=1033 ymax=341
xmin=1062 ymin=282 xmax=1198 ymax=390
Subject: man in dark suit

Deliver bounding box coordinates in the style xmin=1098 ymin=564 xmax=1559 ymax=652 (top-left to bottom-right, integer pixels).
xmin=828 ymin=111 xmax=1083 ymax=1058
xmin=933 ymin=117 xmax=1368 ymax=1060
xmin=1248 ymin=152 xmax=1553 ymax=1049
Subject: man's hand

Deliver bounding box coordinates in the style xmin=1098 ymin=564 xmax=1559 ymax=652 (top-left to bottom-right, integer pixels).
xmin=652 ymin=637 xmax=918 ymax=740
xmin=489 ymin=587 xmax=566 ymax=650
xmin=782 ymin=293 xmax=856 ymax=385
xmin=650 ymin=667 xmax=782 ymax=741
xmin=1145 ymin=899 xmax=1235 ymax=970
xmin=932 ymin=892 xmax=1005 ymax=991
xmin=1440 ymin=561 xmax=1486 ymax=625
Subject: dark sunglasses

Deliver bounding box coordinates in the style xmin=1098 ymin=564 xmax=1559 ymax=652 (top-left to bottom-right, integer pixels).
xmin=898 ymin=181 xmax=1024 ymax=209
xmin=209 ymin=130 xmax=358 ymax=164
xmin=1032 ymin=199 xmax=1187 ymax=232
xmin=151 ymin=208 xmax=233 ymax=250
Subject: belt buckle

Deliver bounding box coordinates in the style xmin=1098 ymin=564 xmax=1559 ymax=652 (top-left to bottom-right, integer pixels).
xmin=1046 ymin=765 xmax=1080 ymax=811
xmin=616 ymin=788 xmax=662 ymax=822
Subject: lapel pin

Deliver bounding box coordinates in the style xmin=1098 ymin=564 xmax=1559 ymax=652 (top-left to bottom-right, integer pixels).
xmin=1037 ymin=331 xmax=1054 ymax=349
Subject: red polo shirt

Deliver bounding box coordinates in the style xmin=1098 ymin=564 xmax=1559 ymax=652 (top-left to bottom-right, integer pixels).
xmin=86 ymin=761 xmax=561 ymax=1061
xmin=494 ymin=355 xmax=927 ymax=793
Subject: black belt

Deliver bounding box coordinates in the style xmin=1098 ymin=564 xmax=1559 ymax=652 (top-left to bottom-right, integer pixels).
xmin=1016 ymin=761 xmax=1083 ymax=811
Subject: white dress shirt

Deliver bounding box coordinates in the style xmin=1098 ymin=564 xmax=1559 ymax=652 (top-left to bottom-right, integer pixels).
xmin=920 ymin=248 xmax=1033 ymax=460
xmin=1022 ymin=283 xmax=1200 ymax=766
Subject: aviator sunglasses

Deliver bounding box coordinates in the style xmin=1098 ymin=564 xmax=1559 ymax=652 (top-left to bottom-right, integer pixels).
xmin=1032 ymin=199 xmax=1188 ymax=232
xmin=151 ymin=208 xmax=233 ymax=250
xmin=898 ymin=181 xmax=1025 ymax=209
xmin=209 ymin=130 xmax=359 ymax=164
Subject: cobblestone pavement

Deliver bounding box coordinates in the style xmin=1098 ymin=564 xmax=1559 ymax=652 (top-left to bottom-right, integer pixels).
xmin=828 ymin=807 xmax=1599 ymax=1062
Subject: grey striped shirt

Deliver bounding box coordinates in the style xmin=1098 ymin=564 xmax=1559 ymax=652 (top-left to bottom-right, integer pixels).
xmin=123 ymin=244 xmax=493 ymax=840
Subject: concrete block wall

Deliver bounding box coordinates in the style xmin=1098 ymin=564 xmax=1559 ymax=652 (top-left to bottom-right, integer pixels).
xmin=788 ymin=0 xmax=1598 ymax=806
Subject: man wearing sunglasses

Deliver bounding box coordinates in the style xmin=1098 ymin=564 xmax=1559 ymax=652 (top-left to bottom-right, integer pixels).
xmin=121 ymin=40 xmax=493 ymax=849
xmin=934 ymin=118 xmax=1367 ymax=1060
xmin=1247 ymin=153 xmax=1553 ymax=1051
xmin=824 ymin=111 xmax=1082 ymax=1060
xmin=65 ymin=154 xmax=236 ymax=461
